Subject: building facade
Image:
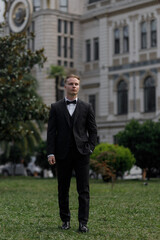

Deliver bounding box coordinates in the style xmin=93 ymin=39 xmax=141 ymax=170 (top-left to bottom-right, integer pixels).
xmin=4 ymin=0 xmax=160 ymax=143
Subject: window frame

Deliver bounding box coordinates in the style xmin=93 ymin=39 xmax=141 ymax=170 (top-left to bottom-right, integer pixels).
xmin=151 ymin=19 xmax=157 ymax=48
xmin=86 ymin=39 xmax=91 ymax=62
xmin=123 ymin=26 xmax=129 ymax=53
xmin=58 ymin=36 xmax=61 ymax=57
xmin=59 ymin=0 xmax=68 ymax=12
xmin=141 ymin=21 xmax=147 ymax=49
xmin=117 ymin=80 xmax=128 ymax=115
xmin=58 ymin=19 xmax=61 ymax=33
xmin=144 ymin=76 xmax=156 ymax=112
xmin=114 ymin=28 xmax=120 ymax=54
xmin=93 ymin=37 xmax=99 ymax=61
xmin=70 ymin=38 xmax=74 ymax=59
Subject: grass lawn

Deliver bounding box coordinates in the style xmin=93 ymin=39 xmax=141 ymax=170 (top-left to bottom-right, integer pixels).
xmin=0 ymin=177 xmax=159 ymax=240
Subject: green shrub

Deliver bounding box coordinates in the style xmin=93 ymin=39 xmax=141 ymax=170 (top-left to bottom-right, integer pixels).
xmin=90 ymin=143 xmax=135 ymax=180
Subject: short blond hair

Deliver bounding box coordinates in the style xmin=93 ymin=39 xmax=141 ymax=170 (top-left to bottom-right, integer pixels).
xmin=64 ymin=74 xmax=80 ymax=84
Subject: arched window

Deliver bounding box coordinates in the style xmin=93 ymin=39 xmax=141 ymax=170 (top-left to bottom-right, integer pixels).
xmin=117 ymin=80 xmax=128 ymax=114
xmin=144 ymin=76 xmax=156 ymax=112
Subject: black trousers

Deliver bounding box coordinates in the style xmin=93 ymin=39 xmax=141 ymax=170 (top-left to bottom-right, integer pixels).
xmin=56 ymin=147 xmax=90 ymax=224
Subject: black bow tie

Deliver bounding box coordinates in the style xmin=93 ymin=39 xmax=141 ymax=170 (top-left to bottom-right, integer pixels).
xmin=66 ymin=100 xmax=77 ymax=105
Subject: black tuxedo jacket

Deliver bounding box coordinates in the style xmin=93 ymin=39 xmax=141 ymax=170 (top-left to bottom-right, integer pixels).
xmin=47 ymin=98 xmax=97 ymax=159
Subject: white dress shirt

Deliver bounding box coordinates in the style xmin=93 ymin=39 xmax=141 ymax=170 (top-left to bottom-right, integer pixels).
xmin=65 ymin=97 xmax=77 ymax=116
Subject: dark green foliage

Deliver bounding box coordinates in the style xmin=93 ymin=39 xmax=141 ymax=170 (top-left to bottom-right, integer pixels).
xmin=48 ymin=65 xmax=66 ymax=78
xmin=0 ymin=33 xmax=49 ymax=142
xmin=116 ymin=119 xmax=160 ymax=177
xmin=90 ymin=143 xmax=135 ymax=180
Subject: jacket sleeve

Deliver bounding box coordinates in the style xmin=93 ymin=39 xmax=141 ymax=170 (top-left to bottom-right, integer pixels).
xmin=47 ymin=104 xmax=57 ymax=155
xmin=87 ymin=104 xmax=97 ymax=151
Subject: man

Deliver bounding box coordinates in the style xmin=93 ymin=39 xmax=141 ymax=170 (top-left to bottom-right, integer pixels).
xmin=47 ymin=74 xmax=97 ymax=233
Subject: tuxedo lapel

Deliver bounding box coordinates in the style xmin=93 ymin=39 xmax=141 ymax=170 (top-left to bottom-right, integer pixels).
xmin=73 ymin=99 xmax=80 ymax=124
xmin=60 ymin=99 xmax=71 ymax=127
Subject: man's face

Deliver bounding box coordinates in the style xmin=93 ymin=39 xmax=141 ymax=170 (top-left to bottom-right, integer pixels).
xmin=64 ymin=77 xmax=80 ymax=98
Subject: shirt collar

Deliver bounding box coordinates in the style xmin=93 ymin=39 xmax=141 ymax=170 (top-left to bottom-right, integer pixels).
xmin=65 ymin=97 xmax=78 ymax=102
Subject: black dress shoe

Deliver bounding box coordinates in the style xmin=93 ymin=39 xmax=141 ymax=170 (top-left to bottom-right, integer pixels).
xmin=79 ymin=222 xmax=89 ymax=233
xmin=61 ymin=221 xmax=70 ymax=230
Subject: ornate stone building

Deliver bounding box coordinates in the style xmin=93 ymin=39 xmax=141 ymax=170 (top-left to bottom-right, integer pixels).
xmin=4 ymin=0 xmax=160 ymax=143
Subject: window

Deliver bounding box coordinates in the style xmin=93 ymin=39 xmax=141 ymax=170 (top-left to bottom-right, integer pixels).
xmin=57 ymin=60 xmax=61 ymax=65
xmin=64 ymin=61 xmax=68 ymax=67
xmin=70 ymin=22 xmax=74 ymax=35
xmin=114 ymin=29 xmax=120 ymax=54
xmin=64 ymin=37 xmax=68 ymax=58
xmin=58 ymin=36 xmax=61 ymax=57
xmin=151 ymin=20 xmax=157 ymax=47
xmin=60 ymin=0 xmax=68 ymax=12
xmin=70 ymin=62 xmax=74 ymax=68
xmin=33 ymin=0 xmax=41 ymax=11
xmin=64 ymin=20 xmax=67 ymax=34
xmin=70 ymin=38 xmax=74 ymax=58
xmin=58 ymin=19 xmax=61 ymax=33
xmin=89 ymin=95 xmax=96 ymax=113
xmin=93 ymin=38 xmax=99 ymax=60
xmin=123 ymin=26 xmax=129 ymax=53
xmin=117 ymin=80 xmax=128 ymax=114
xmin=144 ymin=76 xmax=156 ymax=112
xmin=86 ymin=40 xmax=91 ymax=62
xmin=141 ymin=22 xmax=147 ymax=49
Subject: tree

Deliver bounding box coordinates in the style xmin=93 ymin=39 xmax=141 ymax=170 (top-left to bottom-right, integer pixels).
xmin=48 ymin=65 xmax=66 ymax=101
xmin=90 ymin=142 xmax=135 ymax=181
xmin=0 ymin=33 xmax=49 ymax=142
xmin=48 ymin=65 xmax=66 ymax=79
xmin=116 ymin=119 xmax=160 ymax=179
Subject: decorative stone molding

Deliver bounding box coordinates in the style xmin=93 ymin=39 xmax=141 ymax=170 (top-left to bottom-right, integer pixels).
xmin=122 ymin=57 xmax=129 ymax=65
xmin=139 ymin=54 xmax=147 ymax=62
xmin=87 ymin=5 xmax=96 ymax=10
xmin=130 ymin=14 xmax=139 ymax=21
xmin=85 ymin=63 xmax=91 ymax=71
xmin=101 ymin=0 xmax=111 ymax=6
xmin=113 ymin=75 xmax=129 ymax=92
xmin=8 ymin=0 xmax=33 ymax=33
xmin=139 ymin=70 xmax=157 ymax=88
xmin=108 ymin=20 xmax=112 ymax=26
xmin=149 ymin=52 xmax=157 ymax=60
xmin=113 ymin=59 xmax=120 ymax=66
xmin=93 ymin=62 xmax=99 ymax=70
